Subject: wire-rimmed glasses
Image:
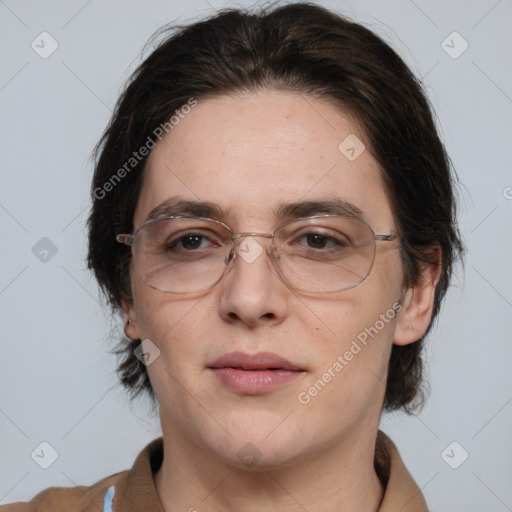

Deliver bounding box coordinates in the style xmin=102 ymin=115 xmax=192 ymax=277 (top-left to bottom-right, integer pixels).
xmin=116 ymin=215 xmax=396 ymax=294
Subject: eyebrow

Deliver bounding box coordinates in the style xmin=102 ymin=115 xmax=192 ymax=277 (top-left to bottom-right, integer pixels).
xmin=273 ymin=198 xmax=363 ymax=220
xmin=144 ymin=196 xmax=364 ymax=224
xmin=146 ymin=197 xmax=228 ymax=221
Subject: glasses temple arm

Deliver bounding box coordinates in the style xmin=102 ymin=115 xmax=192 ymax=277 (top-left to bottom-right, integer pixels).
xmin=116 ymin=234 xmax=134 ymax=245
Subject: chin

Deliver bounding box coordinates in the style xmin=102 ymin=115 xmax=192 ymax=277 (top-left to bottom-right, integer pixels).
xmin=215 ymin=439 xmax=303 ymax=472
xmin=200 ymin=415 xmax=314 ymax=470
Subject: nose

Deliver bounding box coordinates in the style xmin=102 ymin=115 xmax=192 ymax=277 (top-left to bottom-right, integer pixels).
xmin=217 ymin=235 xmax=289 ymax=328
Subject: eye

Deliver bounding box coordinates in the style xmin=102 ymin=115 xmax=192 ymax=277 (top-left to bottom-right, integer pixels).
xmin=292 ymin=229 xmax=351 ymax=251
xmin=300 ymin=232 xmax=347 ymax=250
xmin=166 ymin=231 xmax=220 ymax=252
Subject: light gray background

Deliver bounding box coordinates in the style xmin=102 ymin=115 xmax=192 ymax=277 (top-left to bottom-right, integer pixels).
xmin=1 ymin=0 xmax=511 ymax=510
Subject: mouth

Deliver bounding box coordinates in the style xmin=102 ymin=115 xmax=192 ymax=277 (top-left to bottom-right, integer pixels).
xmin=208 ymin=351 xmax=305 ymax=395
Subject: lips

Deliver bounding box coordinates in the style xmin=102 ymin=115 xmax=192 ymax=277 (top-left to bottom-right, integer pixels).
xmin=209 ymin=351 xmax=302 ymax=371
xmin=208 ymin=351 xmax=304 ymax=394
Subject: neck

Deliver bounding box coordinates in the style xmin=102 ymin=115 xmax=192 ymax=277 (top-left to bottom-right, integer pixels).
xmin=154 ymin=424 xmax=384 ymax=512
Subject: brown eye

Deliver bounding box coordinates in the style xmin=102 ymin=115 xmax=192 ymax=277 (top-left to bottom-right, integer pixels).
xmin=291 ymin=230 xmax=350 ymax=252
xmin=303 ymin=233 xmax=344 ymax=249
xmin=169 ymin=234 xmax=207 ymax=251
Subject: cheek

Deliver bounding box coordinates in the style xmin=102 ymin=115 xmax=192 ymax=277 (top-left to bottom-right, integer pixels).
xmin=296 ymin=255 xmax=403 ymax=390
xmin=132 ymin=292 xmax=234 ymax=408
xmin=300 ymin=304 xmax=398 ymax=417
xmin=301 ymin=279 xmax=401 ymax=349
xmin=313 ymin=299 xmax=398 ymax=371
xmin=135 ymin=293 xmax=208 ymax=351
xmin=129 ymin=261 xmax=201 ymax=342
xmin=134 ymin=294 xmax=213 ymax=406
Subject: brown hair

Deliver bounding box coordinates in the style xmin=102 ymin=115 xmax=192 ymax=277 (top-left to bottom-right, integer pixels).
xmin=87 ymin=1 xmax=463 ymax=412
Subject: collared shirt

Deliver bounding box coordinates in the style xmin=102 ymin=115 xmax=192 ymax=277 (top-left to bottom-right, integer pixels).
xmin=1 ymin=431 xmax=428 ymax=511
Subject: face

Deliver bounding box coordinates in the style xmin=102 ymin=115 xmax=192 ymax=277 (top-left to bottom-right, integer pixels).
xmin=123 ymin=90 xmax=413 ymax=469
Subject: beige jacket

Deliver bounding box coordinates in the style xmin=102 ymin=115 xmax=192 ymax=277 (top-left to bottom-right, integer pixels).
xmin=2 ymin=431 xmax=427 ymax=511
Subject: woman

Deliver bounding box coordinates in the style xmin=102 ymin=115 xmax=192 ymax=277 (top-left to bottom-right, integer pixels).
xmin=4 ymin=2 xmax=462 ymax=510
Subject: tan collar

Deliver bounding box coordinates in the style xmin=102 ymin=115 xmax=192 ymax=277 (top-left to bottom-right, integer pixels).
xmin=375 ymin=431 xmax=428 ymax=511
xmin=11 ymin=431 xmax=427 ymax=511
xmin=112 ymin=431 xmax=427 ymax=511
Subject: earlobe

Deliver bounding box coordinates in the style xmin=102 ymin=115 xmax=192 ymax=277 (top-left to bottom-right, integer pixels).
xmin=121 ymin=299 xmax=141 ymax=340
xmin=394 ymin=252 xmax=442 ymax=346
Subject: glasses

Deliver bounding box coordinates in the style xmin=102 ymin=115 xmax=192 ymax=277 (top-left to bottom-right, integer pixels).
xmin=116 ymin=215 xmax=396 ymax=294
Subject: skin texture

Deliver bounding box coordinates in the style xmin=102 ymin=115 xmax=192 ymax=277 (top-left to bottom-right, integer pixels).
xmin=122 ymin=90 xmax=440 ymax=512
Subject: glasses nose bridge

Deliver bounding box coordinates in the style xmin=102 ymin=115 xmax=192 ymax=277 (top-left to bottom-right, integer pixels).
xmin=231 ymin=232 xmax=276 ymax=253
xmin=224 ymin=231 xmax=278 ymax=268
xmin=231 ymin=231 xmax=276 ymax=242
xmin=231 ymin=232 xmax=277 ymax=255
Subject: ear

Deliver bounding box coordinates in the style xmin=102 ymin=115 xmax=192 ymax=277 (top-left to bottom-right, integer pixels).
xmin=120 ymin=297 xmax=141 ymax=341
xmin=394 ymin=247 xmax=442 ymax=346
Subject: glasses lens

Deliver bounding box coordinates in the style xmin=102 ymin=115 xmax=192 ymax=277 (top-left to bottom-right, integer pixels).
xmin=274 ymin=216 xmax=376 ymax=292
xmin=132 ymin=218 xmax=231 ymax=293
xmin=130 ymin=216 xmax=376 ymax=294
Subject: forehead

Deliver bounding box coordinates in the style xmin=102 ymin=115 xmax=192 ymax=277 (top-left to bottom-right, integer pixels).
xmin=135 ymin=90 xmax=393 ymax=229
